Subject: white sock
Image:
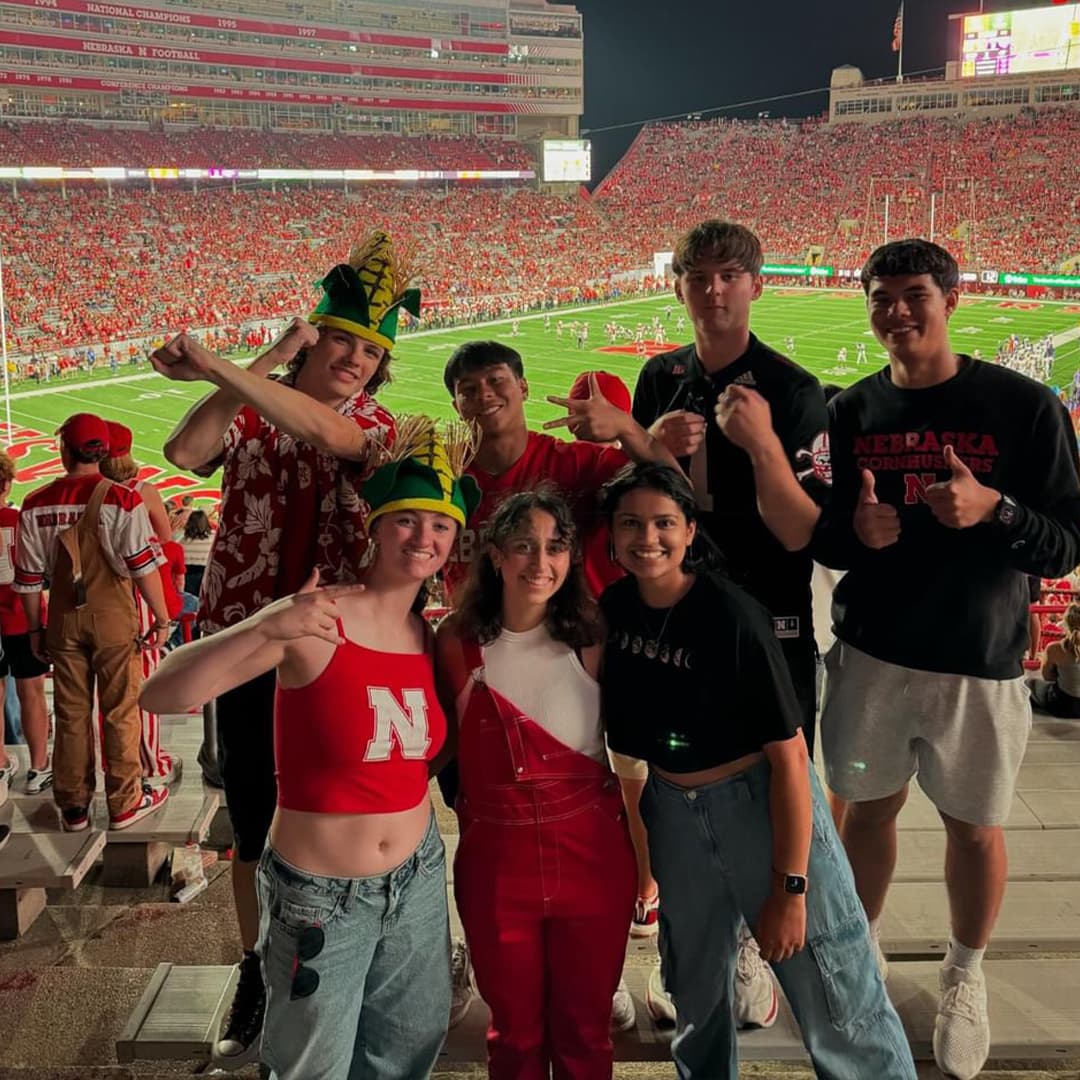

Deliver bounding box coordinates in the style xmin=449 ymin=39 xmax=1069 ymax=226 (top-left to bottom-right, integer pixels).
xmin=944 ymin=937 xmax=985 ymax=973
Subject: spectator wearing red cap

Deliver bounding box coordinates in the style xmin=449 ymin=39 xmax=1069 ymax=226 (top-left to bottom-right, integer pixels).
xmin=101 ymin=422 xmax=183 ymax=785
xmin=14 ymin=413 xmax=171 ymax=831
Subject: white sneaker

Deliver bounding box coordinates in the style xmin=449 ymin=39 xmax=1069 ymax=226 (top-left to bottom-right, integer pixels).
xmin=933 ymin=964 xmax=990 ymax=1080
xmin=734 ymin=931 xmax=779 ymax=1029
xmin=645 ymin=963 xmax=676 ymax=1026
xmin=25 ymin=766 xmax=53 ymax=795
xmin=0 ymin=757 xmax=19 ymax=789
xmin=611 ymin=977 xmax=636 ymax=1031
xmin=448 ymin=938 xmax=476 ymax=1028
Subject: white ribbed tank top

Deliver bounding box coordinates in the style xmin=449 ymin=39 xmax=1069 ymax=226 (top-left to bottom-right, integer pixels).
xmin=483 ymin=622 xmax=606 ymax=762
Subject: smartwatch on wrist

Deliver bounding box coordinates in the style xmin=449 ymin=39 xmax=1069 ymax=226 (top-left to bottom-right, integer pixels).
xmin=774 ymin=869 xmax=808 ymax=896
xmin=993 ymin=493 xmax=1018 ymax=530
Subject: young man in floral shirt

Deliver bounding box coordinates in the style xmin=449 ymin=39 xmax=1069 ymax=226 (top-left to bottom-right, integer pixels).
xmin=153 ymin=234 xmax=416 ymax=1068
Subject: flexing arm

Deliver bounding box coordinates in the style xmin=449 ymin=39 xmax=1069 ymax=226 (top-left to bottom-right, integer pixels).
xmin=160 ymin=320 xmax=315 ymax=470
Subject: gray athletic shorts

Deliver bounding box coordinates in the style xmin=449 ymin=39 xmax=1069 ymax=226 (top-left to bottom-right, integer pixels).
xmin=820 ymin=641 xmax=1031 ymax=827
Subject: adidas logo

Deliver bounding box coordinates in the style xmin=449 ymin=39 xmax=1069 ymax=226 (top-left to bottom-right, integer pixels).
xmin=731 ymin=372 xmax=757 ymax=386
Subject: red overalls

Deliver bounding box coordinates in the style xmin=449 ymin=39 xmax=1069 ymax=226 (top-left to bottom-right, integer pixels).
xmin=454 ymin=638 xmax=636 ymax=1080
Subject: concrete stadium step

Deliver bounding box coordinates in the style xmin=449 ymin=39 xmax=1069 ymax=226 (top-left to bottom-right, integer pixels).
xmin=1016 ymin=791 xmax=1080 ymax=829
xmin=1028 ymin=718 xmax=1080 ymax=743
xmin=894 ymin=828 xmax=1080 ymax=882
xmin=114 ymin=959 xmax=1080 ymax=1066
xmin=0 ymin=830 xmax=106 ymax=939
xmin=6 ymin=788 xmax=219 ymax=888
xmin=880 ymin=881 xmax=1080 ymax=954
xmin=1016 ymin=763 xmax=1080 ymax=790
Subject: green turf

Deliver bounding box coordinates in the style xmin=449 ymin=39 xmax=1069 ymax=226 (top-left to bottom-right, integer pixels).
xmin=5 ymin=288 xmax=1080 ymax=506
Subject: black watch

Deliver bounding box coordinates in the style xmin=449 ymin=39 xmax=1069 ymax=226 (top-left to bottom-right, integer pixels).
xmin=993 ymin=493 xmax=1018 ymax=530
xmin=775 ymin=871 xmax=808 ymax=896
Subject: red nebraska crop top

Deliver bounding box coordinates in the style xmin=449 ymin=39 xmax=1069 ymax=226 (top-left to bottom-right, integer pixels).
xmin=274 ymin=621 xmax=446 ymax=814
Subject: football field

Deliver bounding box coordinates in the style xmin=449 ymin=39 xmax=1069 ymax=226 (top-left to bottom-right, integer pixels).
xmin=5 ymin=287 xmax=1080 ymax=505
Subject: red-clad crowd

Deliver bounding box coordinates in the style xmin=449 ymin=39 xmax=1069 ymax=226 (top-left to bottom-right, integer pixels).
xmin=2 ymin=110 xmax=1080 ymax=356
xmin=596 ymin=109 xmax=1080 ymax=271
xmin=0 ymin=124 xmax=535 ymax=171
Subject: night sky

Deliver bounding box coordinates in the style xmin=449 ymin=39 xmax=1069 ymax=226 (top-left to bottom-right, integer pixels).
xmin=572 ymin=0 xmax=1054 ymax=181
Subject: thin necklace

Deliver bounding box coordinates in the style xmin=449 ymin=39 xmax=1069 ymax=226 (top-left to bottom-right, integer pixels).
xmin=637 ymin=598 xmax=675 ymax=660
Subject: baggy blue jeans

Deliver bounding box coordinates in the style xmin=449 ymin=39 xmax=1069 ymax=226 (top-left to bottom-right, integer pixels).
xmin=639 ymin=760 xmax=916 ymax=1080
xmin=255 ymin=811 xmax=451 ymax=1080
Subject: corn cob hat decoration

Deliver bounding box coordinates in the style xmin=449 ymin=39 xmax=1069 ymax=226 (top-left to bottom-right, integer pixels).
xmin=364 ymin=415 xmax=482 ymax=531
xmin=309 ymin=231 xmax=422 ymax=351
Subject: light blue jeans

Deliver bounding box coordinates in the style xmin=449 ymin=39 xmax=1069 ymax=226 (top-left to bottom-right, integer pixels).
xmin=640 ymin=760 xmax=916 ymax=1080
xmin=255 ymin=811 xmax=451 ymax=1080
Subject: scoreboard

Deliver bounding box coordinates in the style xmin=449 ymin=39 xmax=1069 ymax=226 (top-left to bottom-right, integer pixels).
xmin=962 ymin=4 xmax=1080 ymax=77
xmin=542 ymin=139 xmax=591 ymax=183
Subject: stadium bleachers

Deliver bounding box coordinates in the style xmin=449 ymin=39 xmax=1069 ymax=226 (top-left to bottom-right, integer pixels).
xmin=2 ymin=110 xmax=1080 ymax=355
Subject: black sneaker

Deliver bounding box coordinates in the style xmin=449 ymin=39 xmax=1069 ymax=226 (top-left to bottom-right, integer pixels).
xmin=213 ymin=952 xmax=265 ymax=1069
xmin=61 ymin=806 xmax=91 ymax=832
xmin=197 ymin=742 xmax=224 ymax=789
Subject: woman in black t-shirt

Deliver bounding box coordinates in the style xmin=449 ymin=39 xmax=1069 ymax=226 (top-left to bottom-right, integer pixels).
xmin=599 ymin=463 xmax=914 ymax=1080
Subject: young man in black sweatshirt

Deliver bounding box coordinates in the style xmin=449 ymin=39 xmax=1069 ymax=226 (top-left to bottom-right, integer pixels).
xmin=730 ymin=238 xmax=1080 ymax=1080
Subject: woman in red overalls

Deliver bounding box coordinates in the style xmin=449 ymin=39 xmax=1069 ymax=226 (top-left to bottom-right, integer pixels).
xmin=437 ymin=489 xmax=636 ymax=1080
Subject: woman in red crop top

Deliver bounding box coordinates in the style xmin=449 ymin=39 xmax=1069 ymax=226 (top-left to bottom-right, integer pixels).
xmin=142 ymin=421 xmax=480 ymax=1080
xmin=436 ymin=489 xmax=636 ymax=1080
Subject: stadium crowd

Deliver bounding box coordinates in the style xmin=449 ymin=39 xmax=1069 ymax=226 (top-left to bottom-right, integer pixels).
xmin=3 ymin=110 xmax=1080 ymax=358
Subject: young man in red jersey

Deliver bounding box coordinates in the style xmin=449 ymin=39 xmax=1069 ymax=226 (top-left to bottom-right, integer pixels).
xmin=441 ymin=341 xmax=674 ymax=599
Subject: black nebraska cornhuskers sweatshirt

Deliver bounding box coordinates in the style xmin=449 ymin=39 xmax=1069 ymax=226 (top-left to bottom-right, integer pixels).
xmin=813 ymin=357 xmax=1080 ymax=678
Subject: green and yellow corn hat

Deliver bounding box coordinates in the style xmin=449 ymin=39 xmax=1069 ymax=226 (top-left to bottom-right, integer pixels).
xmin=364 ymin=416 xmax=482 ymax=532
xmin=309 ymin=231 xmax=422 ymax=352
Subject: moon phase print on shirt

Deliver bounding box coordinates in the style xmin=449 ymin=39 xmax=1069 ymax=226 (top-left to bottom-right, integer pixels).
xmin=611 ymin=624 xmax=693 ymax=669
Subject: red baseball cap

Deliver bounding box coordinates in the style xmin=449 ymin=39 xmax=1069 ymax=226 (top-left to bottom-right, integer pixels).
xmin=569 ymin=370 xmax=632 ymax=415
xmin=105 ymin=421 xmax=133 ymax=457
xmin=57 ymin=413 xmax=110 ymax=454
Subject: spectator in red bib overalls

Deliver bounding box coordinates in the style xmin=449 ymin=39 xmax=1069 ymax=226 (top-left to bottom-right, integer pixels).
xmin=437 ymin=489 xmax=636 ymax=1080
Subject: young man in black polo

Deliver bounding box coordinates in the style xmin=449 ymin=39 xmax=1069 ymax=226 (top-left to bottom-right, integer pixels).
xmin=730 ymin=238 xmax=1080 ymax=1080
xmin=631 ymin=220 xmax=830 ymax=1029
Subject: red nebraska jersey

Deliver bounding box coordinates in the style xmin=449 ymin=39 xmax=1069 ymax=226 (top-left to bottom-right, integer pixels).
xmin=444 ymin=432 xmax=627 ymax=600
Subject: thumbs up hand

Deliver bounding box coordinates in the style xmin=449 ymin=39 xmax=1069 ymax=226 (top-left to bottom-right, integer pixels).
xmin=924 ymin=445 xmax=1000 ymax=529
xmin=854 ymin=469 xmax=901 ymax=549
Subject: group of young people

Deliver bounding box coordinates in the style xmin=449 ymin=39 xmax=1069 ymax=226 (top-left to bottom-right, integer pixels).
xmin=133 ymin=221 xmax=1078 ymax=1080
